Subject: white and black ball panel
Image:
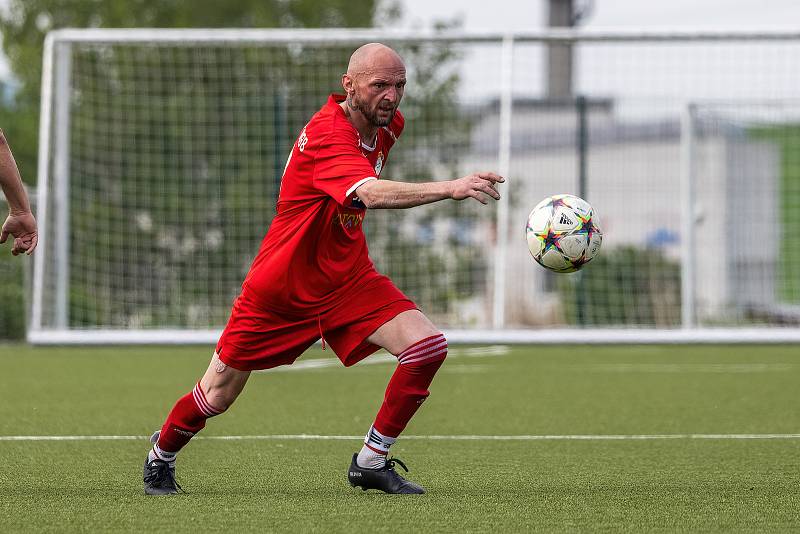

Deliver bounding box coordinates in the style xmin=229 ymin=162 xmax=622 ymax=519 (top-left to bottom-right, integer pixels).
xmin=558 ymin=233 xmax=588 ymax=261
xmin=540 ymin=248 xmax=572 ymax=271
xmin=550 ymin=206 xmax=580 ymax=233
xmin=587 ymin=232 xmax=603 ymax=260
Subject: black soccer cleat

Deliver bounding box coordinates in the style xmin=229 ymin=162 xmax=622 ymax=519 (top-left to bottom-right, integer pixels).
xmin=143 ymin=458 xmax=182 ymax=495
xmin=347 ymin=454 xmax=425 ymax=494
xmin=143 ymin=431 xmax=182 ymax=495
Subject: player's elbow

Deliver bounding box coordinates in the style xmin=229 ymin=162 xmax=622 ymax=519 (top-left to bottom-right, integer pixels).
xmin=354 ymin=182 xmax=383 ymax=209
xmin=361 ymin=195 xmax=383 ymax=209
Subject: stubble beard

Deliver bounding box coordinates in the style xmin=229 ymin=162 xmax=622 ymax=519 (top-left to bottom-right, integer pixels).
xmin=348 ymin=92 xmax=395 ymax=127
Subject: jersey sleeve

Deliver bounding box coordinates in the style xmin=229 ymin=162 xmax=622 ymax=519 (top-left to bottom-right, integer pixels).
xmin=312 ymin=128 xmax=377 ymax=206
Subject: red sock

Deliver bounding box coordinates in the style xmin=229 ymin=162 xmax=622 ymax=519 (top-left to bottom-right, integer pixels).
xmin=157 ymin=382 xmax=224 ymax=453
xmin=373 ymin=334 xmax=448 ymax=437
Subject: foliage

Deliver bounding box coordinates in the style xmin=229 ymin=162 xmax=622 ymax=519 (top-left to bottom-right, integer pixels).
xmin=557 ymin=246 xmax=682 ymax=327
xmin=749 ymin=125 xmax=800 ymax=304
xmin=0 ymin=0 xmax=382 ymax=185
xmin=0 ymin=1 xmax=479 ymax=332
xmin=0 ymin=0 xmax=382 ymax=334
xmin=0 ymin=251 xmax=26 ymax=340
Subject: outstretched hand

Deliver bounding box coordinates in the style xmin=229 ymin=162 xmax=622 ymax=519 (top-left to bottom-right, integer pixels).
xmin=451 ymin=172 xmax=505 ymax=204
xmin=1 ymin=211 xmax=38 ymax=255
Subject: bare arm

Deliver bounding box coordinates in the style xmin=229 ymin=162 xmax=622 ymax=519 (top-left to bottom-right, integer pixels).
xmin=355 ymin=172 xmax=504 ymax=209
xmin=0 ymin=130 xmax=38 ymax=255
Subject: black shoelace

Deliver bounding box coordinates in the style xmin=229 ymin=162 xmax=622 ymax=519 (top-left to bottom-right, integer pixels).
xmin=385 ymin=457 xmax=409 ymax=473
xmin=145 ymin=460 xmax=184 ymax=493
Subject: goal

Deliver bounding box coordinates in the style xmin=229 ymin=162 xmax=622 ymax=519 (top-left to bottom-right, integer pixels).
xmin=30 ymin=28 xmax=800 ymax=344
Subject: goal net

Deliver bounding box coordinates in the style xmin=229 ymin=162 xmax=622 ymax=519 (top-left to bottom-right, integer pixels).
xmin=30 ymin=29 xmax=800 ymax=343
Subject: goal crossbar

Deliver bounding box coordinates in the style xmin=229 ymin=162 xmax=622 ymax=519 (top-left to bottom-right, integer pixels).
xmin=46 ymin=27 xmax=800 ymax=44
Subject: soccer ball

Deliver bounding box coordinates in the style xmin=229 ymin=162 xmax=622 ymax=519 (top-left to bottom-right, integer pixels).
xmin=525 ymin=194 xmax=602 ymax=273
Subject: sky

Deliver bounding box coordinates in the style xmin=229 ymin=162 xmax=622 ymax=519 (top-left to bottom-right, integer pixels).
xmin=398 ymin=0 xmax=800 ymax=31
xmin=1 ymin=0 xmax=798 ymax=91
xmin=394 ymin=0 xmax=800 ymax=114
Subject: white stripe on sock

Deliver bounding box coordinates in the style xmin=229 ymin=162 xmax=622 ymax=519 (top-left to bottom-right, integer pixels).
xmin=364 ymin=425 xmax=396 ymax=453
xmin=149 ymin=445 xmax=176 ymax=465
xmin=398 ymin=336 xmax=446 ymax=362
xmin=401 ymin=347 xmax=448 ymax=365
xmin=192 ymin=384 xmax=222 ymax=417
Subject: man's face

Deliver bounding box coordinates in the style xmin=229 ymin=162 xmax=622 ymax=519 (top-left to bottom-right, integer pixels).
xmin=348 ymin=67 xmax=406 ymax=127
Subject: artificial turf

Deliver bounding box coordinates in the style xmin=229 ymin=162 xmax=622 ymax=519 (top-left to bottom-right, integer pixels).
xmin=1 ymin=343 xmax=798 ymax=531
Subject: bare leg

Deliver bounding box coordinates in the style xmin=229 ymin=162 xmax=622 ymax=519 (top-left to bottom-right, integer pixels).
xmin=366 ymin=309 xmax=440 ymax=353
xmin=199 ymin=352 xmax=251 ymax=410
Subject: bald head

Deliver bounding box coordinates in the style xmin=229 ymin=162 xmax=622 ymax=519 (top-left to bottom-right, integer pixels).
xmin=346 ymin=43 xmax=405 ymax=78
xmin=341 ymin=43 xmax=406 ymax=129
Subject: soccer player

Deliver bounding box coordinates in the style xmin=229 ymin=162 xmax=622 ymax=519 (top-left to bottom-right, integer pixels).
xmin=0 ymin=129 xmax=37 ymax=256
xmin=143 ymin=43 xmax=504 ymax=495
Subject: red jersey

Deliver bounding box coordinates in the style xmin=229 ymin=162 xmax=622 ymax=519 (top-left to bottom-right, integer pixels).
xmin=243 ymin=94 xmax=404 ymax=315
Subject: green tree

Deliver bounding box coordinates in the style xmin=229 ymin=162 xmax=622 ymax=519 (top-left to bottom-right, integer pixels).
xmin=0 ymin=0 xmax=383 ymax=184
xmin=558 ymin=246 xmax=682 ymax=327
xmin=0 ymin=1 xmax=384 ymax=332
xmin=0 ymin=233 xmax=26 ymax=340
xmin=0 ymin=1 xmax=481 ymax=332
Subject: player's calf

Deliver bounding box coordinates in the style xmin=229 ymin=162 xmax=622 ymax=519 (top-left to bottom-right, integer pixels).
xmin=156 ymin=382 xmax=226 ymax=453
xmin=144 ymin=382 xmax=227 ymax=495
xmin=144 ymin=354 xmax=247 ymax=495
xmin=355 ymin=333 xmax=447 ymax=476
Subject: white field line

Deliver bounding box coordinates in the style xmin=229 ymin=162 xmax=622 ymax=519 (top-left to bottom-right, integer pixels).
xmin=257 ymin=345 xmax=511 ymax=373
xmin=567 ymin=363 xmax=797 ymax=373
xmin=2 ymin=433 xmax=800 ymax=442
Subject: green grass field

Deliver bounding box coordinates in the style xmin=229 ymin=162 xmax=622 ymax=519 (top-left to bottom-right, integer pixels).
xmin=1 ymin=343 xmax=799 ymax=532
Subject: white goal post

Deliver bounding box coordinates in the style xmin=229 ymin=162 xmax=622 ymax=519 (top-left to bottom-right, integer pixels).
xmin=30 ymin=28 xmax=800 ymax=344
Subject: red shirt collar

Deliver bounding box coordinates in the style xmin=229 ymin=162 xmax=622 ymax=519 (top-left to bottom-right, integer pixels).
xmin=328 ymin=93 xmax=346 ymax=107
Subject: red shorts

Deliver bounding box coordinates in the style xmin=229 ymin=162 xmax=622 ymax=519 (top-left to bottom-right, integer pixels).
xmin=216 ymin=275 xmax=417 ymax=371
